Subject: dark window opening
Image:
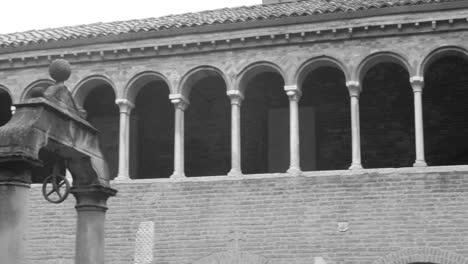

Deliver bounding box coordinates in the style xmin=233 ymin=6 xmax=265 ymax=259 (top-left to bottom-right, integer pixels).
xmin=0 ymin=90 xmax=12 ymax=127
xmin=424 ymin=55 xmax=468 ymax=166
xmin=134 ymin=81 xmax=174 ymax=179
xmin=360 ymin=62 xmax=414 ymax=168
xmin=186 ymin=76 xmax=230 ymax=177
xmin=83 ymin=84 xmax=119 ymax=180
xmin=242 ymin=72 xmax=287 ymax=174
xmin=300 ymin=67 xmax=350 ymax=171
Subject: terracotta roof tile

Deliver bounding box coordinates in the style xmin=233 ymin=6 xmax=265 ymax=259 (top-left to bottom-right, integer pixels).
xmin=0 ymin=0 xmax=459 ymax=48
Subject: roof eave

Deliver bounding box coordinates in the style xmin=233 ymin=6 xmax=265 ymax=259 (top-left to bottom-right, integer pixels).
xmin=1 ymin=0 xmax=467 ymax=55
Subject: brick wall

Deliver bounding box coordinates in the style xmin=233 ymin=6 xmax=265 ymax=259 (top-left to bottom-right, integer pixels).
xmin=26 ymin=167 xmax=468 ymax=264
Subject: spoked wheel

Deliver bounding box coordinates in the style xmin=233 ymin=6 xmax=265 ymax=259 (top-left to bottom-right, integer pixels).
xmin=42 ymin=163 xmax=70 ymax=204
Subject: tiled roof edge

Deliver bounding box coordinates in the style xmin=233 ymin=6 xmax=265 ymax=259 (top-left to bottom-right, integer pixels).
xmin=0 ymin=0 xmax=466 ymax=53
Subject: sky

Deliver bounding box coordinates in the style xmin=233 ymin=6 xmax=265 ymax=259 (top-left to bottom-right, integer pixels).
xmin=0 ymin=0 xmax=259 ymax=34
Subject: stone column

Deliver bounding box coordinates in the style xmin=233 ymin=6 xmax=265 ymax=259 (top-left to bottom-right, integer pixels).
xmin=0 ymin=162 xmax=31 ymax=264
xmin=227 ymin=90 xmax=244 ymax=176
xmin=114 ymin=99 xmax=134 ymax=181
xmin=410 ymin=76 xmax=427 ymax=167
xmin=170 ymin=94 xmax=189 ymax=179
xmin=72 ymin=185 xmax=116 ymax=264
xmin=285 ymin=85 xmax=302 ymax=175
xmin=346 ymin=81 xmax=363 ymax=170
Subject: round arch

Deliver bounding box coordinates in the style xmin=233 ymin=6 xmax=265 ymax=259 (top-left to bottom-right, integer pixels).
xmin=73 ymin=75 xmax=117 ymax=108
xmin=419 ymin=46 xmax=468 ymax=76
xmin=236 ymin=61 xmax=287 ymax=94
xmin=179 ymin=66 xmax=230 ymax=99
xmin=0 ymin=84 xmax=12 ymax=99
xmin=0 ymin=84 xmax=13 ymax=127
xmin=295 ymin=56 xmax=350 ymax=89
xmin=124 ymin=71 xmax=172 ymax=103
xmin=354 ymin=51 xmax=414 ymax=85
xmin=21 ymin=79 xmax=54 ymax=102
xmin=372 ymin=247 xmax=468 ymax=264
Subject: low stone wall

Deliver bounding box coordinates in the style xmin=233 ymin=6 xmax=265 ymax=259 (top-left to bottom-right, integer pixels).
xmin=26 ymin=166 xmax=468 ymax=264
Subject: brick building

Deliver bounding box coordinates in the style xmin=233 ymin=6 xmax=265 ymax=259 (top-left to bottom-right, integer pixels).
xmin=1 ymin=0 xmax=468 ymax=263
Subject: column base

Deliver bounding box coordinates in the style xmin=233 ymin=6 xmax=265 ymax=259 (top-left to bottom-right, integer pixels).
xmin=413 ymin=160 xmax=427 ymax=167
xmin=228 ymin=168 xmax=243 ymax=177
xmin=170 ymin=172 xmax=186 ymax=180
xmin=349 ymin=163 xmax=363 ymax=170
xmin=113 ymin=174 xmax=131 ymax=182
xmin=287 ymin=167 xmax=302 ymax=176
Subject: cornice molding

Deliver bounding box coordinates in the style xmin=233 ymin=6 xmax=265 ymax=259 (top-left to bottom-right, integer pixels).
xmin=1 ymin=16 xmax=468 ymax=70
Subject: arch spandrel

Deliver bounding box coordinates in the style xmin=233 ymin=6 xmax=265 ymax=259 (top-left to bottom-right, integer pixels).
xmin=0 ymin=84 xmax=12 ymax=99
xmin=178 ymin=66 xmax=231 ymax=98
xmin=353 ymin=51 xmax=414 ymax=86
xmin=123 ymin=71 xmax=172 ymax=103
xmin=236 ymin=61 xmax=287 ymax=94
xmin=21 ymin=79 xmax=54 ymax=102
xmin=295 ymin=56 xmax=350 ymax=89
xmin=418 ymin=46 xmax=468 ymax=77
xmin=72 ymin=75 xmax=117 ymax=109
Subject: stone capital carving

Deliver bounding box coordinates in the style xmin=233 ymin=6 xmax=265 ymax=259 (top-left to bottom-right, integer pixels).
xmin=410 ymin=76 xmax=424 ymax=93
xmin=169 ymin=94 xmax=189 ymax=110
xmin=115 ymin=98 xmax=135 ymax=114
xmin=227 ymin=90 xmax=244 ymax=106
xmin=284 ymin=85 xmax=302 ymax=101
xmin=346 ymin=81 xmax=361 ymax=98
xmin=71 ymin=185 xmax=117 ymax=212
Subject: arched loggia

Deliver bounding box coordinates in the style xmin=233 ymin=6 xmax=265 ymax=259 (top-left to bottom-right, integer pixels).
xmin=181 ymin=67 xmax=231 ymax=177
xmin=422 ymin=50 xmax=468 ymax=165
xmin=0 ymin=87 xmax=12 ymax=127
xmin=359 ymin=60 xmax=414 ymax=168
xmin=299 ymin=65 xmax=350 ymax=170
xmin=74 ymin=78 xmax=119 ymax=179
xmin=126 ymin=72 xmax=174 ymax=179
xmin=238 ymin=63 xmax=288 ymax=174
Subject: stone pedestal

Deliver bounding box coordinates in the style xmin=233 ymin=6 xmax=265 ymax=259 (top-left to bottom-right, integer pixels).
xmin=0 ymin=162 xmax=31 ymax=264
xmin=72 ymin=185 xmax=117 ymax=264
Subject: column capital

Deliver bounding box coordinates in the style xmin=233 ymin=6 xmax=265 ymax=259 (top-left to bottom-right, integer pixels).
xmin=115 ymin=98 xmax=135 ymax=113
xmin=71 ymin=185 xmax=117 ymax=212
xmin=227 ymin=90 xmax=244 ymax=105
xmin=169 ymin=94 xmax=189 ymax=110
xmin=284 ymin=85 xmax=302 ymax=101
xmin=410 ymin=76 xmax=424 ymax=92
xmin=346 ymin=81 xmax=361 ymax=97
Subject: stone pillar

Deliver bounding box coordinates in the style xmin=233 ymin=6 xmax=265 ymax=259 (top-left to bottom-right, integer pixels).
xmin=346 ymin=81 xmax=363 ymax=170
xmin=285 ymin=85 xmax=302 ymax=175
xmin=170 ymin=94 xmax=189 ymax=179
xmin=227 ymin=90 xmax=244 ymax=176
xmin=115 ymin=99 xmax=135 ymax=181
xmin=0 ymin=162 xmax=31 ymax=264
xmin=72 ymin=185 xmax=116 ymax=264
xmin=410 ymin=76 xmax=427 ymax=167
